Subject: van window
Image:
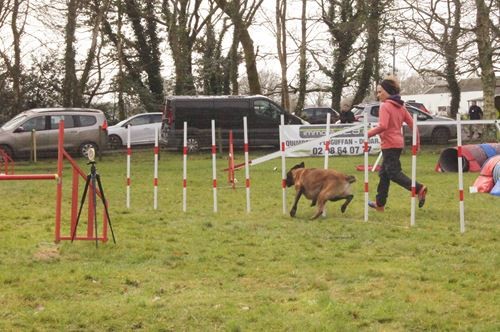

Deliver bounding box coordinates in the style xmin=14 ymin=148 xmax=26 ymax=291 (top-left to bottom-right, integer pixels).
xmin=50 ymin=115 xmax=76 ymax=129
xmin=78 ymin=115 xmax=97 ymax=127
xmin=174 ymin=100 xmax=214 ymax=129
xmin=254 ymin=100 xmax=281 ymax=123
xmin=214 ymin=100 xmax=248 ymax=129
xmin=22 ymin=116 xmax=47 ymax=131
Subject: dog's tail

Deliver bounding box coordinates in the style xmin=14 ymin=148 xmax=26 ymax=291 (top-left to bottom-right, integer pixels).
xmin=346 ymin=175 xmax=356 ymax=183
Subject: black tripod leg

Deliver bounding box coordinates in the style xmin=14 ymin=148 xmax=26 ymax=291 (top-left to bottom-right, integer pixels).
xmin=71 ymin=174 xmax=91 ymax=242
xmin=92 ymin=175 xmax=98 ymax=248
xmin=96 ymin=174 xmax=116 ymax=244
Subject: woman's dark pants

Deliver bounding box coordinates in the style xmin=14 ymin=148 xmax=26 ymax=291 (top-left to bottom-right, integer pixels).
xmin=376 ymin=148 xmax=422 ymax=207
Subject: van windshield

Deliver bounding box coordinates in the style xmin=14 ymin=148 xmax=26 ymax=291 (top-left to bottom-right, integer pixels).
xmin=1 ymin=114 xmax=27 ymax=130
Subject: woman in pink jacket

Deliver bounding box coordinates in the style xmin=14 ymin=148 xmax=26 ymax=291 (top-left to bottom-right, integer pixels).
xmin=367 ymin=76 xmax=427 ymax=211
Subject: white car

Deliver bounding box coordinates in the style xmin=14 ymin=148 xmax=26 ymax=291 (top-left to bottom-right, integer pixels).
xmin=108 ymin=112 xmax=162 ymax=148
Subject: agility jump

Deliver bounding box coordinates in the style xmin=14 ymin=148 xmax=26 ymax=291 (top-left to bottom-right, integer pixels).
xmin=0 ymin=121 xmax=111 ymax=243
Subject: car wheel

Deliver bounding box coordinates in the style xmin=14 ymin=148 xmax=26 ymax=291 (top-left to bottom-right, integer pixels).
xmin=0 ymin=145 xmax=14 ymax=160
xmin=431 ymin=128 xmax=450 ymax=145
xmin=79 ymin=142 xmax=98 ymax=158
xmin=108 ymin=135 xmax=123 ymax=149
xmin=186 ymin=137 xmax=199 ymax=153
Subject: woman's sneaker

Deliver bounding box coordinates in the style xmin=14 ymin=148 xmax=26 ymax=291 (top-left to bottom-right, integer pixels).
xmin=418 ymin=186 xmax=428 ymax=208
xmin=368 ymin=201 xmax=384 ymax=212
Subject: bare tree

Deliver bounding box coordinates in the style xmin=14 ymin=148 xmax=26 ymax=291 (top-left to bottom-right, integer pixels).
xmin=400 ymin=0 xmax=469 ymax=117
xmin=318 ymin=0 xmax=364 ymax=112
xmin=63 ymin=0 xmax=112 ymax=108
xmin=351 ymin=0 xmax=386 ymax=106
xmin=214 ymin=0 xmax=263 ymax=95
xmin=161 ymin=0 xmax=217 ymax=95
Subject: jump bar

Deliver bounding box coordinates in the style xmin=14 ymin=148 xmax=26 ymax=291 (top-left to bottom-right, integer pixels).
xmin=0 ymin=174 xmax=57 ymax=180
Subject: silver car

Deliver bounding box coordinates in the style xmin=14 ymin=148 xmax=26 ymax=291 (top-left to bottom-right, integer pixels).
xmin=0 ymin=108 xmax=108 ymax=159
xmin=107 ymin=112 xmax=162 ymax=149
xmin=352 ymin=102 xmax=457 ymax=144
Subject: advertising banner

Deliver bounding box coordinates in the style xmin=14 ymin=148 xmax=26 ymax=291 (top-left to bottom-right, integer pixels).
xmin=282 ymin=124 xmax=381 ymax=157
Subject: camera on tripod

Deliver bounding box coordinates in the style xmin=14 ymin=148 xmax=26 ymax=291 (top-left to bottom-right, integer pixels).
xmin=71 ymin=147 xmax=116 ymax=246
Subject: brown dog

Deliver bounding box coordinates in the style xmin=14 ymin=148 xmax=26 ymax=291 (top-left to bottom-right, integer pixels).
xmin=286 ymin=162 xmax=356 ymax=219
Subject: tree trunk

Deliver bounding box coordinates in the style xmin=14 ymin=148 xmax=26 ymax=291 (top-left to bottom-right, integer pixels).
xmin=63 ymin=0 xmax=79 ymax=107
xmin=10 ymin=0 xmax=22 ymax=115
xmin=215 ymin=0 xmax=262 ymax=95
xmin=227 ymin=28 xmax=240 ymax=95
xmin=294 ymin=0 xmax=307 ymax=115
xmin=239 ymin=27 xmax=261 ymax=95
xmin=475 ymin=0 xmax=496 ymax=121
xmin=276 ymin=0 xmax=289 ymax=110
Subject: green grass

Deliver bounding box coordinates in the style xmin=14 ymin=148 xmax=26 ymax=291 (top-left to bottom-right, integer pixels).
xmin=0 ymin=146 xmax=498 ymax=331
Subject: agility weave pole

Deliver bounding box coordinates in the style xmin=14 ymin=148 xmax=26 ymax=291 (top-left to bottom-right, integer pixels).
xmin=363 ymin=114 xmax=370 ymax=222
xmin=243 ymin=116 xmax=251 ymax=213
xmin=153 ymin=127 xmax=159 ymax=210
xmin=456 ymin=114 xmax=466 ymax=233
xmin=126 ymin=125 xmax=131 ymax=208
xmin=211 ymin=120 xmax=218 ymax=213
xmin=182 ymin=121 xmax=188 ymax=212
xmin=280 ymin=115 xmax=287 ymax=215
xmin=322 ymin=113 xmax=331 ymax=217
xmin=410 ymin=114 xmax=418 ymax=226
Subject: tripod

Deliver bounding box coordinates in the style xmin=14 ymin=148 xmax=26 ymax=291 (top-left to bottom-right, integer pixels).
xmin=71 ymin=160 xmax=116 ymax=247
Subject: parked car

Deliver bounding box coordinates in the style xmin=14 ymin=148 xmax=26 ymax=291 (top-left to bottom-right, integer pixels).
xmin=302 ymin=107 xmax=340 ymax=124
xmin=107 ymin=112 xmax=162 ymax=149
xmin=406 ymin=100 xmax=431 ymax=114
xmin=352 ymin=102 xmax=456 ymax=144
xmin=0 ymin=108 xmax=108 ymax=159
xmin=161 ymin=95 xmax=307 ymax=151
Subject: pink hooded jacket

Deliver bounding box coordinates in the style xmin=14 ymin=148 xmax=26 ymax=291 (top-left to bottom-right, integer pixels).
xmin=368 ymin=99 xmax=419 ymax=149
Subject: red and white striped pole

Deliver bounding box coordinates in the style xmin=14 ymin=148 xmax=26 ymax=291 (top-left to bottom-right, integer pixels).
xmin=211 ymin=120 xmax=218 ymax=213
xmin=182 ymin=121 xmax=188 ymax=212
xmin=126 ymin=125 xmax=131 ymax=208
xmin=153 ymin=126 xmax=159 ymax=210
xmin=456 ymin=114 xmax=465 ymax=233
xmin=363 ymin=112 xmax=369 ymax=222
xmin=228 ymin=130 xmax=235 ymax=189
xmin=322 ymin=113 xmax=331 ymax=217
xmin=324 ymin=112 xmax=331 ymax=169
xmin=280 ymin=115 xmax=287 ymax=214
xmin=410 ymin=113 xmax=418 ymax=226
xmin=243 ymin=116 xmax=251 ymax=213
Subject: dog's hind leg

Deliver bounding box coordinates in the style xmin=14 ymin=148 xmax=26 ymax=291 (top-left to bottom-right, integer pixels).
xmin=340 ymin=195 xmax=353 ymax=213
xmin=310 ymin=198 xmax=326 ymax=220
xmin=310 ymin=197 xmax=317 ymax=207
xmin=290 ymin=188 xmax=303 ymax=217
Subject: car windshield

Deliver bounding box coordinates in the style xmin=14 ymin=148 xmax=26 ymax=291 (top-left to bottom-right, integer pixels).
xmin=1 ymin=114 xmax=27 ymax=130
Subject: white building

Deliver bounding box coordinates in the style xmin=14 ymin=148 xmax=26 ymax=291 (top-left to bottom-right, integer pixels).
xmin=402 ymin=77 xmax=500 ymax=116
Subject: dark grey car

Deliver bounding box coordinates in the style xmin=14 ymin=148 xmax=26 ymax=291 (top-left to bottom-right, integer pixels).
xmin=302 ymin=107 xmax=340 ymax=124
xmin=352 ymin=102 xmax=457 ymax=144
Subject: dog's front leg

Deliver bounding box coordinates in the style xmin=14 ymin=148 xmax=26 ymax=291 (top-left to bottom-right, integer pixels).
xmin=290 ymin=188 xmax=303 ymax=217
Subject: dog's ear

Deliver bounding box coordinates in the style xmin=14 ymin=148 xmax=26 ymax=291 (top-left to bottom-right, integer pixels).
xmin=299 ymin=162 xmax=305 ymax=168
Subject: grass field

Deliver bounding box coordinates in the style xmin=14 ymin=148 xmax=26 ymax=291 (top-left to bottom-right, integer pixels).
xmin=0 ymin=146 xmax=498 ymax=331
